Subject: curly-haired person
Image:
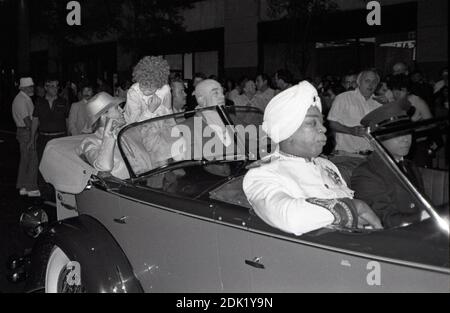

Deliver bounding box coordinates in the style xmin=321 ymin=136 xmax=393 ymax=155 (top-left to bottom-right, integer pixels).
xmin=124 ymin=56 xmax=172 ymax=124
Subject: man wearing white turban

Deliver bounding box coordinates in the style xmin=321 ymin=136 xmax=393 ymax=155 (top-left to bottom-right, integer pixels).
xmin=243 ymin=81 xmax=382 ymax=236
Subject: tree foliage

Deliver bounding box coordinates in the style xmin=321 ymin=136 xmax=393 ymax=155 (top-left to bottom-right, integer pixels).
xmin=30 ymin=0 xmax=113 ymax=42
xmin=29 ymin=0 xmax=195 ymax=49
xmin=267 ymin=0 xmax=338 ymax=21
xmin=266 ymin=0 xmax=338 ymax=76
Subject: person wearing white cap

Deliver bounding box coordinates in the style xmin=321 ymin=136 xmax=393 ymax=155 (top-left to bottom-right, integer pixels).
xmin=243 ymin=81 xmax=382 ymax=236
xmin=77 ymin=92 xmax=130 ymax=179
xmin=11 ymin=77 xmax=40 ymax=197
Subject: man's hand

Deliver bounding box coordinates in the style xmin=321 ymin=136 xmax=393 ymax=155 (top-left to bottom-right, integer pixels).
xmin=352 ymin=199 xmax=383 ymax=229
xmin=104 ymin=118 xmax=116 ymax=138
xmin=350 ymin=126 xmax=367 ymax=137
xmin=103 ymin=118 xmax=123 ymax=140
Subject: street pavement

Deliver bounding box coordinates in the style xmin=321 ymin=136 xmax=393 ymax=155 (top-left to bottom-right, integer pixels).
xmin=0 ymin=130 xmax=54 ymax=293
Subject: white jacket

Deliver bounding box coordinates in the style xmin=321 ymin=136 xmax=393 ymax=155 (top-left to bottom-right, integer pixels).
xmin=243 ymin=151 xmax=354 ymax=236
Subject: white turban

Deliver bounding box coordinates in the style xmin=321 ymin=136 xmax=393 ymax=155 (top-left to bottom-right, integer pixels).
xmin=262 ymin=81 xmax=322 ymax=143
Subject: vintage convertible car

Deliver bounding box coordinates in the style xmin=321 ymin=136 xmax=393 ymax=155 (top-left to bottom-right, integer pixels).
xmin=19 ymin=105 xmax=449 ymax=293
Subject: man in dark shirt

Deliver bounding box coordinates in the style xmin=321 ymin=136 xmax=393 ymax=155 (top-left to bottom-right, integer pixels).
xmin=351 ymin=102 xmax=428 ymax=228
xmin=29 ymin=78 xmax=70 ymax=195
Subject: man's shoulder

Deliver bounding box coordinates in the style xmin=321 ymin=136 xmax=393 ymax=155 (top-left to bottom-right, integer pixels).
xmin=70 ymin=100 xmax=83 ymax=108
xmin=316 ymin=157 xmax=348 ymax=176
xmin=243 ymin=161 xmax=282 ymax=191
xmin=316 ymin=156 xmax=339 ymax=168
xmin=329 ymin=91 xmax=356 ymax=112
xmin=245 ymin=155 xmax=282 ymax=174
xmin=12 ymin=92 xmax=24 ymax=105
xmin=336 ymin=90 xmax=357 ymax=100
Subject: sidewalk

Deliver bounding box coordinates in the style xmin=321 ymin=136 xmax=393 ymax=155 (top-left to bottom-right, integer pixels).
xmin=0 ymin=129 xmax=57 ymax=292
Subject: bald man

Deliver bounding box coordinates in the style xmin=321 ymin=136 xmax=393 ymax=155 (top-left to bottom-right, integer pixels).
xmin=244 ymin=81 xmax=382 ymax=236
xmin=191 ymin=79 xmax=232 ymax=152
xmin=168 ymin=80 xmax=231 ymax=160
xmin=328 ymin=70 xmax=382 ymax=154
xmin=326 ymin=70 xmax=383 ymax=182
xmin=194 ymin=79 xmax=226 ymax=108
xmin=392 ymin=62 xmax=409 ymax=76
xmin=170 ymin=79 xmax=233 ymax=176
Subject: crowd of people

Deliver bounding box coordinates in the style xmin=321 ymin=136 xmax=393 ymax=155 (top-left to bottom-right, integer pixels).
xmin=10 ymin=55 xmax=448 ymax=233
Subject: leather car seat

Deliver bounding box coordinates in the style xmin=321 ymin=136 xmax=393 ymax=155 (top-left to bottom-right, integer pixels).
xmin=419 ymin=167 xmax=449 ymax=206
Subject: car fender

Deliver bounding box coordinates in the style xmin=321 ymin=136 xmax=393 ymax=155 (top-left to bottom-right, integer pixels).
xmin=26 ymin=214 xmax=143 ymax=293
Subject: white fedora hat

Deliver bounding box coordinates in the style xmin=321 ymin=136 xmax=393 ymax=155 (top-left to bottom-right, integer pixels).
xmin=19 ymin=77 xmax=34 ymax=88
xmin=85 ymin=92 xmax=125 ymax=127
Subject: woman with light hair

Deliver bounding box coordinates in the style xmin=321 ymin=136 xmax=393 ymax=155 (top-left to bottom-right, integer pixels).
xmin=124 ymin=56 xmax=172 ymax=124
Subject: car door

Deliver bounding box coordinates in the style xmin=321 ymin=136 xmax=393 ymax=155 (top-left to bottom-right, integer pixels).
xmin=213 ymin=203 xmax=253 ymax=292
xmin=247 ymin=228 xmax=379 ymax=292
xmin=112 ymin=186 xmax=223 ymax=293
xmin=246 ymin=219 xmax=450 ymax=292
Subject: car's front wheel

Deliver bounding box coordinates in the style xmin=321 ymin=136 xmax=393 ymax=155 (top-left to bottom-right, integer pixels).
xmin=45 ymin=246 xmax=85 ymax=293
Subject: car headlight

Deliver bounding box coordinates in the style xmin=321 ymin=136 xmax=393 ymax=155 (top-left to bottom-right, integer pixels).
xmin=20 ymin=207 xmax=49 ymax=238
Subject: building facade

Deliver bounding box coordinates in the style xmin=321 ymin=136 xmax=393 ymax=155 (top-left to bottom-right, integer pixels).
xmin=26 ymin=0 xmax=449 ymax=83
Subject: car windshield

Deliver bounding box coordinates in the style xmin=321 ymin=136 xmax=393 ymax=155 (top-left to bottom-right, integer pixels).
xmin=367 ymin=117 xmax=449 ymax=233
xmin=117 ymin=105 xmax=272 ymax=179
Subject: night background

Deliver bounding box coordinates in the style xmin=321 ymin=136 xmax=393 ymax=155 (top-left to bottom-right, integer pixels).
xmin=0 ymin=0 xmax=448 ymax=294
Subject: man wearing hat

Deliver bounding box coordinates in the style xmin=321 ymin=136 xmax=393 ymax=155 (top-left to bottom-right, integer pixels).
xmin=11 ymin=77 xmax=40 ymax=197
xmin=243 ymin=81 xmax=382 ymax=236
xmin=351 ymin=102 xmax=428 ymax=228
xmin=77 ymin=92 xmax=130 ymax=179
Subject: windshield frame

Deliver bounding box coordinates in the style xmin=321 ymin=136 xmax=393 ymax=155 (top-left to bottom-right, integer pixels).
xmin=117 ymin=105 xmax=261 ymax=180
xmin=364 ymin=117 xmax=449 ymax=235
